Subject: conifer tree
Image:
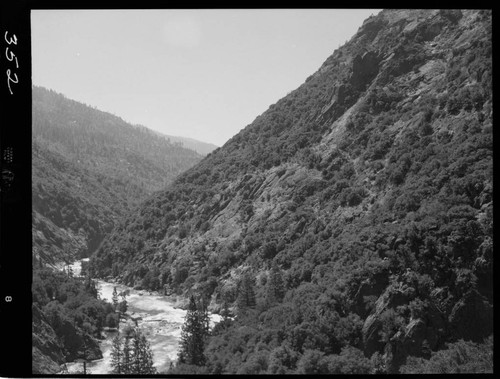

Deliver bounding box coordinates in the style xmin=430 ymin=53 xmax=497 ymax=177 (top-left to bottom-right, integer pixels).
xmin=198 ymin=297 xmax=210 ymax=335
xmin=178 ymin=295 xmax=209 ymax=366
xmin=84 ymin=272 xmax=98 ymax=298
xmin=132 ymin=330 xmax=157 ymax=374
xmin=110 ymin=333 xmax=123 ymax=374
xmin=121 ymin=327 xmax=133 ymax=374
xmin=266 ymin=262 xmax=285 ymax=304
xmin=112 ymin=286 xmax=119 ymax=309
xmin=220 ymin=300 xmax=232 ymax=328
xmin=110 ymin=328 xmax=157 ymax=374
xmin=236 ymin=272 xmax=256 ymax=311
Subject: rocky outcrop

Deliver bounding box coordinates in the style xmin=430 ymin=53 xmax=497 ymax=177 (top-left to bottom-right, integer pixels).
xmin=385 ymin=301 xmax=447 ymax=373
xmin=362 ymin=285 xmax=411 ymax=356
xmin=448 ymin=289 xmax=493 ymax=342
xmin=32 ymin=305 xmax=65 ymax=374
xmin=362 ymin=284 xmax=447 ymax=372
xmin=32 ymin=346 xmax=63 ymax=374
xmin=350 ymin=51 xmax=382 ymax=91
xmin=363 ymin=282 xmax=492 ymax=373
xmin=351 ymin=270 xmax=389 ymax=319
xmin=320 ymin=84 xmax=350 ymax=121
xmin=32 ymin=303 xmax=102 ymax=373
xmin=357 ymin=14 xmax=388 ymax=43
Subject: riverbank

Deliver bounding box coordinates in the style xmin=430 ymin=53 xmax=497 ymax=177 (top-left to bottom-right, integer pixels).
xmin=63 ymin=260 xmax=220 ymax=374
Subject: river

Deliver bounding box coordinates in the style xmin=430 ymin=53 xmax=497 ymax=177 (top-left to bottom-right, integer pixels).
xmin=63 ymin=259 xmax=221 ymax=374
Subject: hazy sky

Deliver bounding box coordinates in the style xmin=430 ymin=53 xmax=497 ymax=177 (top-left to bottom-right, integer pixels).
xmin=31 ymin=9 xmax=380 ymax=146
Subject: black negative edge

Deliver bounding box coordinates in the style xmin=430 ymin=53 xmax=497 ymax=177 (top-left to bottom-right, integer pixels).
xmin=0 ymin=0 xmax=32 ymax=376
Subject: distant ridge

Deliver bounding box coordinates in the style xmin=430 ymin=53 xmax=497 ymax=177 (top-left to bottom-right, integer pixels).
xmin=144 ymin=128 xmax=218 ymax=156
xmin=32 ymin=85 xmax=204 ymax=264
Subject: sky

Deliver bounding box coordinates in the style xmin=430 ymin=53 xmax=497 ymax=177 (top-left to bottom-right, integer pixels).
xmin=31 ymin=9 xmax=381 ymax=146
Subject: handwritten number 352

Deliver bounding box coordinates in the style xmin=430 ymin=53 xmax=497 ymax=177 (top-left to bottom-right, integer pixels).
xmin=5 ymin=31 xmax=18 ymax=95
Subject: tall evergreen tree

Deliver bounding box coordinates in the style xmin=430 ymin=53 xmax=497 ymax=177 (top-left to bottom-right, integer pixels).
xmin=121 ymin=327 xmax=134 ymax=374
xmin=221 ymin=300 xmax=232 ymax=327
xmin=84 ymin=272 xmax=98 ymax=299
xmin=178 ymin=295 xmax=209 ymax=366
xmin=266 ymin=262 xmax=285 ymax=305
xmin=236 ymin=272 xmax=256 ymax=311
xmin=110 ymin=333 xmax=123 ymax=374
xmin=110 ymin=327 xmax=157 ymax=374
xmin=112 ymin=286 xmax=119 ymax=309
xmin=198 ymin=297 xmax=210 ymax=335
xmin=132 ymin=330 xmax=157 ymax=374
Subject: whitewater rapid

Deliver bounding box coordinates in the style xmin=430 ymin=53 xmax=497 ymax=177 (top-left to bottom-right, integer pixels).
xmin=64 ymin=260 xmax=221 ymax=374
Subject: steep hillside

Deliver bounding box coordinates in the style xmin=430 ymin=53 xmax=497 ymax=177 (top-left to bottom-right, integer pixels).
xmin=91 ymin=10 xmax=492 ymax=373
xmin=32 ymin=145 xmax=133 ymax=264
xmin=32 ymin=86 xmax=204 ymax=263
xmin=157 ymin=134 xmax=218 ymax=156
xmin=32 ymin=267 xmax=116 ymax=374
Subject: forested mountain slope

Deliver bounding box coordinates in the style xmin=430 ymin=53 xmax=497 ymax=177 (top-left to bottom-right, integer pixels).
xmin=91 ymin=10 xmax=493 ymax=373
xmin=32 ymin=265 xmax=117 ymax=374
xmin=159 ymin=134 xmax=218 ymax=156
xmin=32 ymin=86 xmax=204 ymax=264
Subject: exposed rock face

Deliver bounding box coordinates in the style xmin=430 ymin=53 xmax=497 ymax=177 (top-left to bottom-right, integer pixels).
xmin=406 ymin=302 xmax=446 ymax=352
xmin=350 ymin=51 xmax=382 ymax=91
xmin=351 ymin=270 xmax=389 ymax=319
xmin=385 ymin=301 xmax=447 ymax=373
xmin=32 ymin=305 xmax=65 ymax=374
xmin=448 ymin=289 xmax=493 ymax=342
xmin=32 ymin=347 xmax=63 ymax=375
xmin=362 ymin=285 xmax=411 ymax=357
xmin=32 ymin=304 xmax=102 ymax=373
xmin=362 ymin=281 xmax=448 ymax=372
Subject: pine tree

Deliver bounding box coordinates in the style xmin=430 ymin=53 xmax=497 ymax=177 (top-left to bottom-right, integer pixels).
xmin=110 ymin=328 xmax=157 ymax=374
xmin=121 ymin=327 xmax=133 ymax=374
xmin=117 ymin=290 xmax=129 ymax=314
xmin=198 ymin=297 xmax=210 ymax=336
xmin=84 ymin=271 xmax=98 ymax=298
xmin=112 ymin=286 xmax=119 ymax=309
xmin=132 ymin=330 xmax=157 ymax=374
xmin=178 ymin=295 xmax=209 ymax=366
xmin=266 ymin=262 xmax=285 ymax=305
xmin=236 ymin=272 xmax=256 ymax=311
xmin=220 ymin=300 xmax=232 ymax=328
xmin=110 ymin=333 xmax=123 ymax=374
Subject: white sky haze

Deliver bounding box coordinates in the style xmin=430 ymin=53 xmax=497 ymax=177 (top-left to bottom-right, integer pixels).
xmin=31 ymin=9 xmax=381 ymax=146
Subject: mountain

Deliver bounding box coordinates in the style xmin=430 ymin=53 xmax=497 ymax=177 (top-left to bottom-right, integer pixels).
xmin=150 ymin=132 xmax=218 ymax=156
xmin=166 ymin=135 xmax=218 ymax=156
xmin=32 ymin=86 xmax=204 ymax=264
xmin=90 ymin=10 xmax=492 ymax=374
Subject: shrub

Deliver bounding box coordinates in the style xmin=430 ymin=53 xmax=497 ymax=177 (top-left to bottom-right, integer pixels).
xmin=321 ymin=346 xmax=374 ymax=374
xmin=400 ymin=336 xmax=493 ymax=374
xmin=296 ymin=349 xmax=327 ymax=374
